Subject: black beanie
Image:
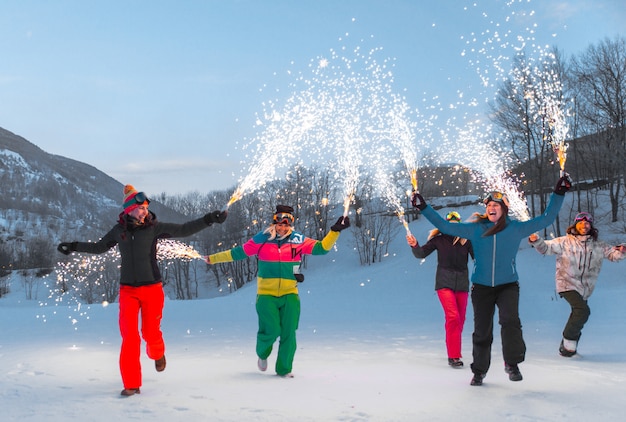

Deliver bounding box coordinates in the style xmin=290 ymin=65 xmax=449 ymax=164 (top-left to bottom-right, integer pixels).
xmin=275 ymin=205 xmax=294 ymax=214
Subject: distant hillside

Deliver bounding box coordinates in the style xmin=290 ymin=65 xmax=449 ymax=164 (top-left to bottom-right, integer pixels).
xmin=0 ymin=127 xmax=187 ymax=268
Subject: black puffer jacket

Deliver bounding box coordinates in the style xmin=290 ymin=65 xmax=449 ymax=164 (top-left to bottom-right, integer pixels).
xmin=411 ymin=233 xmax=474 ymax=292
xmin=73 ymin=211 xmax=210 ymax=287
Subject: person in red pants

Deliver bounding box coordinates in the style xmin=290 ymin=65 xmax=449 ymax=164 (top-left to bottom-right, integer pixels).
xmin=57 ymin=184 xmax=227 ymax=396
xmin=407 ymin=211 xmax=474 ymax=368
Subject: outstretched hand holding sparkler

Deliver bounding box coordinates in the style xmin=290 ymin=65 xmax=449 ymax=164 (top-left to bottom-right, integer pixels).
xmin=330 ymin=216 xmax=351 ymax=232
xmin=553 ymin=173 xmax=572 ymax=196
xmin=411 ymin=191 xmax=427 ymax=211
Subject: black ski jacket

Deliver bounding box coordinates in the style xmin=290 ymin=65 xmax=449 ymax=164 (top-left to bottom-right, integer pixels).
xmin=73 ymin=211 xmax=210 ymax=287
xmin=411 ymin=233 xmax=474 ymax=292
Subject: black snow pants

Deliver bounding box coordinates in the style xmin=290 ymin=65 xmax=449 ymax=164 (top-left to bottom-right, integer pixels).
xmin=559 ymin=290 xmax=590 ymax=342
xmin=470 ymin=282 xmax=526 ymax=375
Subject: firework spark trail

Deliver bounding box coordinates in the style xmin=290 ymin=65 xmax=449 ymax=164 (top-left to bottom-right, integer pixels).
xmin=544 ymin=97 xmax=569 ymax=176
xmin=510 ymin=48 xmax=570 ymax=176
xmin=307 ymin=45 xmax=393 ymax=216
xmin=375 ymin=166 xmax=412 ymax=235
xmin=459 ymin=1 xmax=571 ymax=176
xmin=428 ymin=0 xmax=569 ymax=222
xmin=157 ymin=239 xmax=204 ymax=261
xmin=225 ymin=95 xmax=315 ymax=209
xmin=460 ymin=1 xmax=541 ymax=103
xmin=228 ymin=2 xmax=558 ymax=220
xmin=436 ymin=120 xmax=530 ymax=221
xmin=226 ymin=35 xmax=425 ymax=217
xmin=47 ymin=239 xmax=205 ymax=325
xmin=384 ymin=97 xmax=420 ymax=193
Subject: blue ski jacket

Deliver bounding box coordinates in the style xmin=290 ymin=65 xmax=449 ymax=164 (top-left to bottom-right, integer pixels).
xmin=420 ymin=193 xmax=564 ymax=287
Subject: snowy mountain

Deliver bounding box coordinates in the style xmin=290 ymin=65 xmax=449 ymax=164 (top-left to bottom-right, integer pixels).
xmin=0 ymin=127 xmax=187 ymax=268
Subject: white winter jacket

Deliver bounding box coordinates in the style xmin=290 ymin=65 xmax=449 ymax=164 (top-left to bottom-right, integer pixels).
xmin=530 ymin=233 xmax=625 ymax=300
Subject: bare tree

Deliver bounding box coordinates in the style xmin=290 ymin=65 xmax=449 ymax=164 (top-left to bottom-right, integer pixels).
xmin=350 ymin=186 xmax=400 ymax=265
xmin=164 ymin=259 xmax=196 ymax=300
xmin=570 ymin=36 xmax=626 ymax=221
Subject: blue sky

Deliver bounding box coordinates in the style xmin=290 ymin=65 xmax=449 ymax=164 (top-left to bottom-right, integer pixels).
xmin=1 ymin=0 xmax=623 ymax=196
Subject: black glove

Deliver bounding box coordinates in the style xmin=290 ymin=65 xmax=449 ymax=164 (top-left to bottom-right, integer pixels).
xmin=330 ymin=216 xmax=350 ymax=232
xmin=554 ymin=173 xmax=572 ymax=195
xmin=57 ymin=242 xmax=77 ymax=255
xmin=204 ymin=210 xmax=228 ymax=225
xmin=411 ymin=192 xmax=427 ymax=210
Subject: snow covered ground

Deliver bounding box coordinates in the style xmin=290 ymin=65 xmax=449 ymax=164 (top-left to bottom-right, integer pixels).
xmin=2 ymin=197 xmax=626 ymax=421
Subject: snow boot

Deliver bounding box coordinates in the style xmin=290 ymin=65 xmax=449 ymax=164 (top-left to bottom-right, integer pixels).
xmin=120 ymin=388 xmax=140 ymax=397
xmin=448 ymin=358 xmax=464 ymax=368
xmin=504 ymin=363 xmax=523 ymax=381
xmin=155 ymin=355 xmax=166 ymax=372
xmin=470 ymin=372 xmax=485 ymax=386
xmin=257 ymin=358 xmax=268 ymax=372
xmin=559 ymin=338 xmax=577 ymax=357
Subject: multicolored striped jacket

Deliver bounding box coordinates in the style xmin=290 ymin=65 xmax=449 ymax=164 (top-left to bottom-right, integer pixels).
xmin=208 ymin=229 xmax=340 ymax=296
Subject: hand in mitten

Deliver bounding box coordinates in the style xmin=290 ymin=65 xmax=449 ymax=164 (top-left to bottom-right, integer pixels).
xmin=411 ymin=192 xmax=427 ymax=210
xmin=330 ymin=216 xmax=350 ymax=232
xmin=554 ymin=173 xmax=572 ymax=195
xmin=57 ymin=242 xmax=76 ymax=255
xmin=204 ymin=210 xmax=228 ymax=225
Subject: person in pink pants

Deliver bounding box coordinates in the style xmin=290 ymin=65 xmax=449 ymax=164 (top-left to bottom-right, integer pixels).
xmin=407 ymin=211 xmax=474 ymax=368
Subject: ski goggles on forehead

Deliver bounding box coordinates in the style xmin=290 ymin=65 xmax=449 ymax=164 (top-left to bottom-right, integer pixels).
xmin=446 ymin=211 xmax=461 ymax=222
xmin=123 ymin=192 xmax=150 ymax=208
xmin=575 ymin=212 xmax=593 ymax=223
xmin=483 ymin=191 xmax=509 ymax=208
xmin=273 ymin=212 xmax=294 ymax=225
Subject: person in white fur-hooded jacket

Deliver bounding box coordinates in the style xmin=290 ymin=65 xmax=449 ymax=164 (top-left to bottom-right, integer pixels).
xmin=528 ymin=212 xmax=626 ymax=358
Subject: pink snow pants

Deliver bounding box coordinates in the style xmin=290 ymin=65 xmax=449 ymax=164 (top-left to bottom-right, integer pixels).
xmin=437 ymin=288 xmax=468 ymax=359
xmin=118 ymin=283 xmax=165 ymax=389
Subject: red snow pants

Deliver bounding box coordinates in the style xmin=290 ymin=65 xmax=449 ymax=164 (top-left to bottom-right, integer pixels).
xmin=437 ymin=288 xmax=468 ymax=359
xmin=118 ymin=282 xmax=165 ymax=389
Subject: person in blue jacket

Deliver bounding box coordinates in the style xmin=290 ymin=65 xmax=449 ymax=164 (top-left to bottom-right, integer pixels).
xmin=411 ymin=175 xmax=571 ymax=386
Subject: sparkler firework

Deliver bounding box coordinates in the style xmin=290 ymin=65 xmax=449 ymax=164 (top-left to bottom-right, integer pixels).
xmin=543 ymin=87 xmax=570 ymax=177
xmin=226 ymin=32 xmax=423 ymax=222
xmin=51 ymin=240 xmax=205 ymax=313
xmin=224 ymin=1 xmax=569 ymax=229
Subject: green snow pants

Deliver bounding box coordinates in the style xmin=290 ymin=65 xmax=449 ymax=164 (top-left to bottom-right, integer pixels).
xmin=256 ymin=293 xmax=301 ymax=376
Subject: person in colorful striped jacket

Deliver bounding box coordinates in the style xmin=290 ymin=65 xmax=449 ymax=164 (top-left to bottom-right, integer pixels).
xmin=206 ymin=205 xmax=350 ymax=377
